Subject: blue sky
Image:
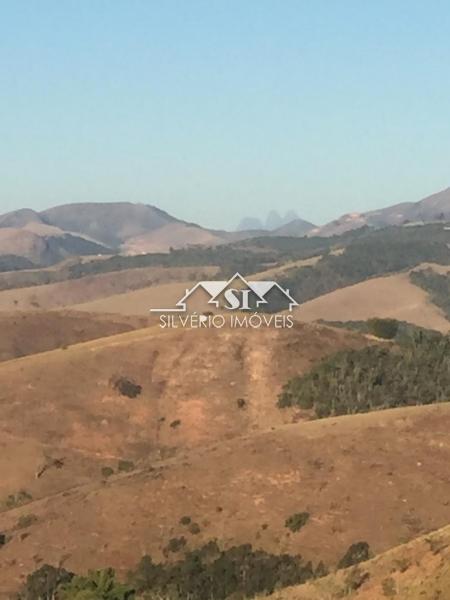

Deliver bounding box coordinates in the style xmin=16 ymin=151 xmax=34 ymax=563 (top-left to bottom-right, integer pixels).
xmin=1 ymin=1 xmax=450 ymax=229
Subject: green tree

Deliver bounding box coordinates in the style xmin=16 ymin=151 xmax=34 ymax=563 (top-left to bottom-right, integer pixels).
xmin=58 ymin=568 xmax=134 ymax=600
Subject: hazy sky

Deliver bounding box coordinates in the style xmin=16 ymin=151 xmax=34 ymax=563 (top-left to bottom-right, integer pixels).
xmin=1 ymin=1 xmax=450 ymax=229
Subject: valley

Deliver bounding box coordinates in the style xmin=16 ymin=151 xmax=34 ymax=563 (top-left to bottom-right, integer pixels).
xmin=0 ymin=199 xmax=450 ymax=599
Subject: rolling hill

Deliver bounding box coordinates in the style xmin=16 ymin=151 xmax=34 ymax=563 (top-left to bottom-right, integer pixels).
xmin=294 ymin=270 xmax=450 ymax=333
xmin=0 ymin=203 xmax=266 ymax=266
xmin=311 ymin=186 xmax=450 ymax=237
xmin=0 ymin=310 xmax=146 ymax=362
xmin=2 ymin=401 xmax=450 ymax=595
xmin=265 ymin=521 xmax=450 ymax=599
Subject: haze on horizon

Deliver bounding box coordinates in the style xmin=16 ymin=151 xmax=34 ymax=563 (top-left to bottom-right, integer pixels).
xmin=1 ymin=0 xmax=450 ymax=230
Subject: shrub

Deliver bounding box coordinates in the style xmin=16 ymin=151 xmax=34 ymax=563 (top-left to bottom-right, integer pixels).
xmin=113 ymin=377 xmax=142 ymax=399
xmin=188 ymin=522 xmax=201 ymax=535
xmin=165 ymin=537 xmax=187 ymax=553
xmin=179 ymin=516 xmax=191 ymax=526
xmin=21 ymin=564 xmax=74 ymax=600
xmin=101 ymin=467 xmax=115 ymax=479
xmin=0 ymin=533 xmax=6 ymax=546
xmin=4 ymin=490 xmax=32 ymax=509
xmin=285 ymin=512 xmax=310 ymax=532
xmin=342 ymin=566 xmax=370 ymax=593
xmin=58 ymin=568 xmax=134 ymax=599
xmin=118 ymin=460 xmax=135 ymax=473
xmin=170 ymin=419 xmax=181 ymax=429
xmin=337 ymin=541 xmax=370 ymax=569
xmin=17 ymin=514 xmax=38 ymax=529
xmin=382 ymin=576 xmax=397 ymax=597
xmin=367 ymin=318 xmax=399 ymax=339
xmin=236 ymin=398 xmax=246 ymax=409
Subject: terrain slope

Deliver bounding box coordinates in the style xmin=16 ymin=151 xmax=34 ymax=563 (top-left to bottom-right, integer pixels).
xmin=294 ymin=271 xmax=450 ymax=332
xmin=1 ymin=403 xmax=450 ymax=594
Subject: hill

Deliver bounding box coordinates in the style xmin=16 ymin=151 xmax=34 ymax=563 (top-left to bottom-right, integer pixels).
xmin=265 ymin=522 xmax=450 ymax=599
xmin=294 ymin=271 xmax=450 ymax=333
xmin=0 ymin=203 xmax=266 ymax=266
xmin=2 ymin=402 xmax=450 ymax=595
xmin=312 ymin=187 xmax=450 ymax=236
xmin=0 ymin=323 xmax=366 ymax=463
xmin=272 ymin=217 xmax=318 ymax=237
xmin=0 ymin=310 xmax=147 ymax=362
xmin=0 ymin=227 xmax=109 ymax=268
xmin=0 ymin=266 xmax=218 ymax=311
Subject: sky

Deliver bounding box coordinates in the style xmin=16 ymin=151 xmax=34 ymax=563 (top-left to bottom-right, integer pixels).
xmin=1 ymin=1 xmax=450 ymax=230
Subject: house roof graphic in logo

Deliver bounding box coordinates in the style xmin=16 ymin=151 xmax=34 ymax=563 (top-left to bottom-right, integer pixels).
xmin=150 ymin=272 xmax=298 ymax=313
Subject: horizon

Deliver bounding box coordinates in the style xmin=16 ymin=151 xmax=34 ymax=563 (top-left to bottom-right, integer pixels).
xmin=2 ymin=1 xmax=450 ymax=229
xmin=0 ymin=183 xmax=448 ymax=231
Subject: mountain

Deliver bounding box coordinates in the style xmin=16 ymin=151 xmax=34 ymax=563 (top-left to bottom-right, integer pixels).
xmin=0 ymin=202 xmax=269 ymax=266
xmin=40 ymin=202 xmax=178 ymax=248
xmin=272 ymin=217 xmax=317 ymax=236
xmin=312 ymin=187 xmax=450 ymax=236
xmin=0 ymin=226 xmax=110 ymax=268
xmin=237 ymin=210 xmax=311 ymax=232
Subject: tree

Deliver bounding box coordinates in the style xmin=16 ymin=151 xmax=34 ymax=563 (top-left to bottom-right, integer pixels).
xmin=58 ymin=569 xmax=134 ymax=600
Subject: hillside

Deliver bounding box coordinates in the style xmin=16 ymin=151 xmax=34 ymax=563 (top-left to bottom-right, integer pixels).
xmin=312 ymin=187 xmax=450 ymax=236
xmin=265 ymin=522 xmax=450 ymax=599
xmin=0 ymin=266 xmax=218 ymax=311
xmin=0 ymin=310 xmax=146 ymax=362
xmin=0 ymin=323 xmax=367 ymax=462
xmin=2 ymin=402 xmax=450 ymax=595
xmin=0 ymin=203 xmax=265 ymax=265
xmin=294 ymin=271 xmax=450 ymax=333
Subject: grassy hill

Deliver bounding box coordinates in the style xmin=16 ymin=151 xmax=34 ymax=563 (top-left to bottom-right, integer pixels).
xmin=265 ymin=522 xmax=450 ymax=599
xmin=3 ymin=403 xmax=450 ymax=596
xmin=0 ymin=310 xmax=147 ymax=362
xmin=294 ymin=271 xmax=450 ymax=333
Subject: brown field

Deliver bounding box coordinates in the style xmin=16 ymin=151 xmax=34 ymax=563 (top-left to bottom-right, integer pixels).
xmin=294 ymin=271 xmax=450 ymax=332
xmin=0 ymin=266 xmax=218 ymax=312
xmin=266 ymin=521 xmax=450 ymax=599
xmin=1 ymin=259 xmax=450 ymax=598
xmin=69 ymin=280 xmax=193 ymax=316
xmin=0 ymin=323 xmax=366 ymax=468
xmin=2 ymin=402 xmax=450 ymax=595
xmin=0 ymin=310 xmax=147 ymax=362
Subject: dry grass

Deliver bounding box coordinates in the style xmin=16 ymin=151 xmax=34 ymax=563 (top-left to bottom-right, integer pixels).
xmin=294 ymin=271 xmax=450 ymax=332
xmin=0 ymin=265 xmax=218 ymax=312
xmin=2 ymin=403 xmax=450 ymax=594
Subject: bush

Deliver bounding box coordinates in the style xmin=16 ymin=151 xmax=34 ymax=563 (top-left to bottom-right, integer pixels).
xmin=165 ymin=537 xmax=187 ymax=553
xmin=367 ymin=318 xmax=399 ymax=339
xmin=382 ymin=576 xmax=397 ymax=597
xmin=337 ymin=541 xmax=370 ymax=569
xmin=285 ymin=512 xmax=310 ymax=532
xmin=188 ymin=522 xmax=201 ymax=535
xmin=342 ymin=566 xmax=370 ymax=593
xmin=179 ymin=515 xmax=191 ymax=526
xmin=170 ymin=419 xmax=181 ymax=429
xmin=21 ymin=564 xmax=74 ymax=600
xmin=101 ymin=467 xmax=115 ymax=479
xmin=4 ymin=490 xmax=32 ymax=509
xmin=58 ymin=568 xmax=134 ymax=599
xmin=117 ymin=460 xmax=135 ymax=473
xmin=17 ymin=514 xmax=38 ymax=529
xmin=113 ymin=377 xmax=142 ymax=399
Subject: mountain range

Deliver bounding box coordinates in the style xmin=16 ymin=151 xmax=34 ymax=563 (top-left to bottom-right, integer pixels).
xmin=1 ymin=186 xmax=450 ymax=266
